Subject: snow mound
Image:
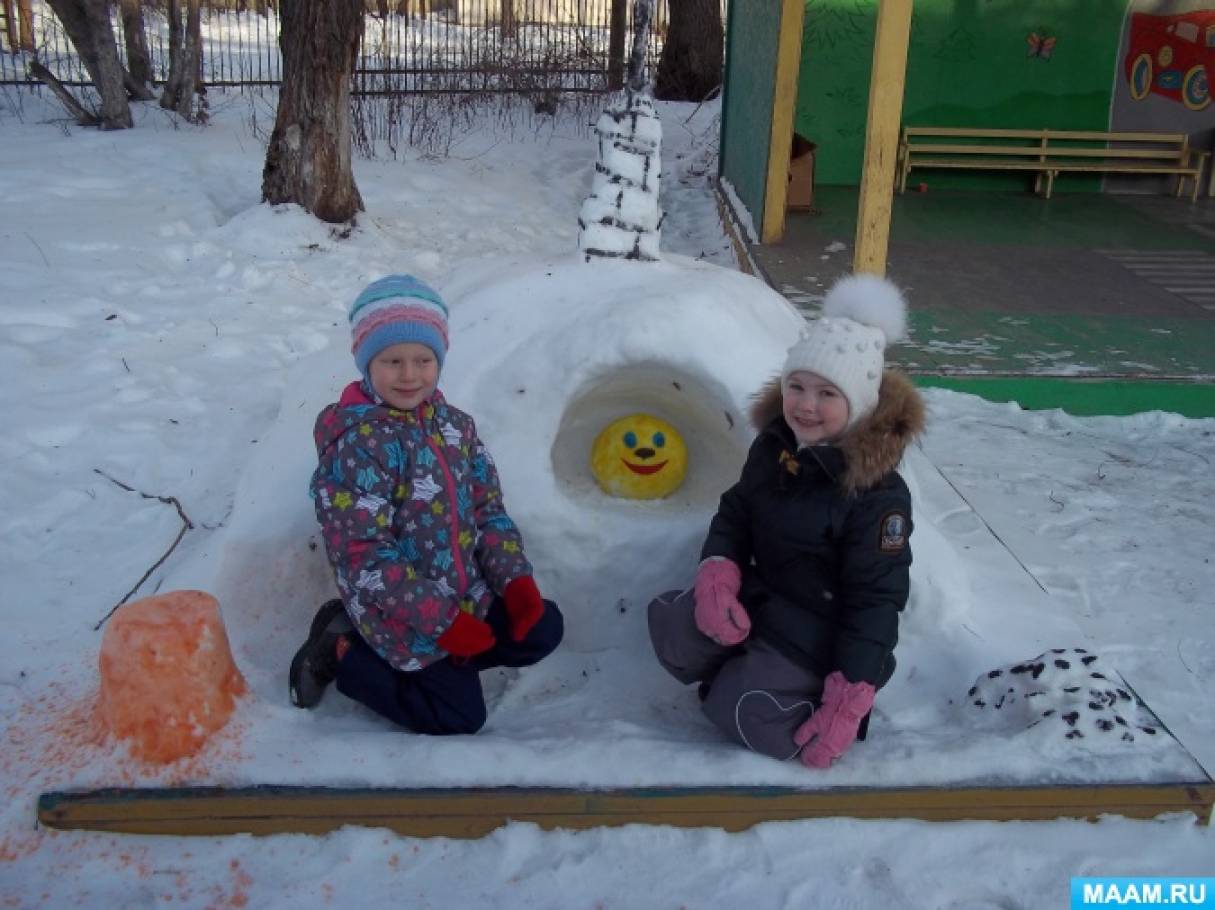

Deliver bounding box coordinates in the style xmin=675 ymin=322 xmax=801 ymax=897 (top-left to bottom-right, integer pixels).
xmin=440 ymin=254 xmax=801 ymax=650
xmin=962 ymin=648 xmax=1171 ymax=757
xmin=167 ymin=253 xmax=991 ymax=691
xmin=145 ymin=252 xmax=1206 ymax=789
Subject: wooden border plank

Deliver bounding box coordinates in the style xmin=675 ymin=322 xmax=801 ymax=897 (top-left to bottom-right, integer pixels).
xmin=37 ymin=782 xmax=1215 ymax=838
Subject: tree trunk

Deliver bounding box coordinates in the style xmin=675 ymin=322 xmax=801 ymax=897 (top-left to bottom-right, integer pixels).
xmin=160 ymin=0 xmax=202 ymax=118
xmin=160 ymin=0 xmax=181 ymax=106
xmin=261 ymin=0 xmax=364 ymax=224
xmin=45 ymin=0 xmax=133 ymax=128
xmin=16 ymin=0 xmax=32 ymax=50
xmin=654 ymin=0 xmax=722 ymax=102
xmin=626 ymin=0 xmax=652 ymax=90
xmin=119 ymin=0 xmax=153 ymax=92
xmin=500 ymin=0 xmax=515 ymax=39
xmin=4 ymin=0 xmax=18 ymax=52
xmin=182 ymin=0 xmax=202 ymax=109
xmin=607 ymin=0 xmax=627 ymax=89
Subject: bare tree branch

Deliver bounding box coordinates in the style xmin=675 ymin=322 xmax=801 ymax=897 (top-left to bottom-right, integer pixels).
xmin=92 ymin=468 xmax=196 ymax=630
xmin=28 ymin=58 xmax=100 ymax=126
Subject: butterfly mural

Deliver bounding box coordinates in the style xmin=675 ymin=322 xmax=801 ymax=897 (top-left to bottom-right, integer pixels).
xmin=1026 ymin=31 xmax=1057 ymax=61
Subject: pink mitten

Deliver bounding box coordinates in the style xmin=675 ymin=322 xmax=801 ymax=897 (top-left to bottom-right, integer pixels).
xmin=693 ymin=557 xmax=750 ymax=646
xmin=794 ymin=670 xmax=876 ymax=769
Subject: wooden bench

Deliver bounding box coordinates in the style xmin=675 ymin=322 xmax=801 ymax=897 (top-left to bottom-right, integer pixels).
xmin=897 ymin=127 xmax=1211 ymax=202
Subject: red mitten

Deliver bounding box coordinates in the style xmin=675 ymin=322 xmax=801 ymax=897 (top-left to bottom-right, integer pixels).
xmin=794 ymin=670 xmax=876 ymax=769
xmin=437 ymin=611 xmax=496 ymax=658
xmin=504 ymin=576 xmax=545 ymax=642
xmin=693 ymin=557 xmax=750 ymax=646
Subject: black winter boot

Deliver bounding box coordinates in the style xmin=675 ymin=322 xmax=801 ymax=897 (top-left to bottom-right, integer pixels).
xmin=288 ymin=599 xmax=353 ymax=708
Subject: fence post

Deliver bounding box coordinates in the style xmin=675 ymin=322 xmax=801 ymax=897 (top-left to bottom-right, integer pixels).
xmin=608 ymin=0 xmax=627 ymax=89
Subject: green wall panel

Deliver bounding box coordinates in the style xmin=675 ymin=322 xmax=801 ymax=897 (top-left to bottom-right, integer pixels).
xmin=795 ymin=0 xmax=1131 ymax=186
xmin=720 ymin=0 xmax=784 ymax=235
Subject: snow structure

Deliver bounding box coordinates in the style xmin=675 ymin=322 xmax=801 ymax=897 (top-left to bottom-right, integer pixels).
xmin=99 ymin=590 xmax=247 ymax=763
xmin=965 ymin=649 xmax=1163 ymax=751
xmin=577 ymin=91 xmax=664 ymax=262
xmin=150 ymin=253 xmax=1203 ymax=791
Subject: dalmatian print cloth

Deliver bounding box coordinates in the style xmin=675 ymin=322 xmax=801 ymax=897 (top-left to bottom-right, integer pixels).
xmin=963 ymin=648 xmax=1166 ymax=751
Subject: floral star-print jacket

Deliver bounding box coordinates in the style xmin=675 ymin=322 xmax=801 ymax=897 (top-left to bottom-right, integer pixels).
xmin=310 ymin=381 xmax=532 ymax=672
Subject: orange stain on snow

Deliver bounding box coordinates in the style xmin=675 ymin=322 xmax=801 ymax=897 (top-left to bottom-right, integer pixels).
xmin=200 ymin=857 xmax=254 ymax=909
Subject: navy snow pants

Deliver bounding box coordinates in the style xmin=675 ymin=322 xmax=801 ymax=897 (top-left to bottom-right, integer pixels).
xmin=333 ymin=596 xmax=563 ymax=735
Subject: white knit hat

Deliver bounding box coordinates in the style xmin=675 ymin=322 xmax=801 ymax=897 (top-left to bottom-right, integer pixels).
xmin=782 ymin=274 xmax=909 ymax=429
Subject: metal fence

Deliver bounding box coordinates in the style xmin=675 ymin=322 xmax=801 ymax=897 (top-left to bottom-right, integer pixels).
xmin=0 ymin=0 xmax=668 ymax=95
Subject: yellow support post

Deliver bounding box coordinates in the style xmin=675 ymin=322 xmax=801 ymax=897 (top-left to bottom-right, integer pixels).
xmin=853 ymin=0 xmax=913 ymax=276
xmin=760 ymin=0 xmax=806 ymax=244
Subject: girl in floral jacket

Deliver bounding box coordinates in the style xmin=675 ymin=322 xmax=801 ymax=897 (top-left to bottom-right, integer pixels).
xmin=289 ymin=274 xmax=563 ymax=734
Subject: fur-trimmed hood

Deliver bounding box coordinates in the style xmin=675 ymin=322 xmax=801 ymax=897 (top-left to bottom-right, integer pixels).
xmin=748 ymin=370 xmax=925 ymax=494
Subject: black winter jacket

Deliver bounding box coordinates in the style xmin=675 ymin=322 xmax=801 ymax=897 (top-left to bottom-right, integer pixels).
xmin=701 ymin=371 xmax=925 ymax=686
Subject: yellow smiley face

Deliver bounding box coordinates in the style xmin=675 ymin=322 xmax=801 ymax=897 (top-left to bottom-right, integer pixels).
xmin=590 ymin=413 xmax=688 ymax=499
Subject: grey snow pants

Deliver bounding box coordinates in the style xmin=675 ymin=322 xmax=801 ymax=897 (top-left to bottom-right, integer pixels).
xmin=647 ymin=587 xmax=823 ymax=761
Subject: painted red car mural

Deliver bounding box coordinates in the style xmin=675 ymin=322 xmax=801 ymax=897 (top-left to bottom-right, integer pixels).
xmin=1124 ymin=10 xmax=1214 ymax=111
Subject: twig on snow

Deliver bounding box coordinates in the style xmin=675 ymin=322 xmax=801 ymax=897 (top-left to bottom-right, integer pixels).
xmin=92 ymin=468 xmax=195 ymax=631
xmin=1177 ymin=639 xmax=1195 ymax=676
xmin=683 ymin=84 xmax=722 ymax=125
xmin=24 ymin=232 xmax=50 ymax=267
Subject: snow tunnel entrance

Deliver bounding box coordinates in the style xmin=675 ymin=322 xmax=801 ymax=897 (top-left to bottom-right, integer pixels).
xmin=551 ymin=363 xmax=752 ymax=508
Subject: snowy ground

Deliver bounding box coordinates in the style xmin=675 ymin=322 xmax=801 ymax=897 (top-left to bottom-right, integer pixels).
xmin=1 ymin=89 xmax=1212 ymax=908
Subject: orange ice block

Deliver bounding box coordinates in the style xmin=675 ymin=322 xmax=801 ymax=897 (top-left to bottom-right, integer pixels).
xmin=99 ymin=590 xmax=247 ymax=763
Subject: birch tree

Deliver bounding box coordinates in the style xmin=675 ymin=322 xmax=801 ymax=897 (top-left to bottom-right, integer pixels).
xmin=261 ymin=0 xmax=364 ymax=224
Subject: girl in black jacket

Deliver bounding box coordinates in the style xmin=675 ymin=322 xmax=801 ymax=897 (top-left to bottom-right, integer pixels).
xmin=648 ymin=274 xmax=925 ymax=769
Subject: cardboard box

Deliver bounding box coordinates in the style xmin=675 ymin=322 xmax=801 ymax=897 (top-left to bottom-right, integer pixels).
xmin=787 ymin=134 xmax=816 ymax=211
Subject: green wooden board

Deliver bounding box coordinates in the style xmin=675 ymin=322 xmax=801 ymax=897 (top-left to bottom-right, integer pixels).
xmin=720 ymin=0 xmax=783 ymax=235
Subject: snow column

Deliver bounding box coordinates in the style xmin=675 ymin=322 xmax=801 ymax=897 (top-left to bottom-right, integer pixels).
xmin=578 ymin=90 xmax=663 ymax=262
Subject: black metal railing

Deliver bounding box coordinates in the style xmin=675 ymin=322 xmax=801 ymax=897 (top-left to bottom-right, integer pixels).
xmin=0 ymin=0 xmax=668 ymax=95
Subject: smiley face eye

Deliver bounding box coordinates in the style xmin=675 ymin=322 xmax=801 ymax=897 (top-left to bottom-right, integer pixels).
xmin=652 ymin=432 xmax=666 ymax=448
xmin=623 ymin=431 xmax=638 ymax=448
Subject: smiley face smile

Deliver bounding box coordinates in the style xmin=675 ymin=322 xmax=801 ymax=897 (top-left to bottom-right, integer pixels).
xmin=623 ymin=459 xmax=669 ymax=475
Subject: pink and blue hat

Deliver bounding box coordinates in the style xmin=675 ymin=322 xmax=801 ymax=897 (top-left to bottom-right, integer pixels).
xmin=349 ymin=274 xmax=449 ymax=377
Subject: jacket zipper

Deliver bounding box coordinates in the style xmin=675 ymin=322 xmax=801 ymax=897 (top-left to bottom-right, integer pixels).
xmin=421 ymin=428 xmax=468 ymax=595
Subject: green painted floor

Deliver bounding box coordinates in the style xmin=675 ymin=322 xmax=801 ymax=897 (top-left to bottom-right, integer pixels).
xmin=812 ymin=185 xmax=1215 ymax=250
xmin=749 ymin=187 xmax=1215 ymax=417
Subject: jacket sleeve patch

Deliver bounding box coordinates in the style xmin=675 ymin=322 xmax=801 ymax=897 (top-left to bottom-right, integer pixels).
xmin=878 ymin=511 xmax=909 ymax=553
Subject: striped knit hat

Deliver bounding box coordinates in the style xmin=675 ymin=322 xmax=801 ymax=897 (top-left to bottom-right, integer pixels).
xmin=349 ymin=274 xmax=449 ymax=378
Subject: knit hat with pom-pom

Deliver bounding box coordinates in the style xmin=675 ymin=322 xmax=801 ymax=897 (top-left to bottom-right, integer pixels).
xmin=782 ymin=274 xmax=908 ymax=429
